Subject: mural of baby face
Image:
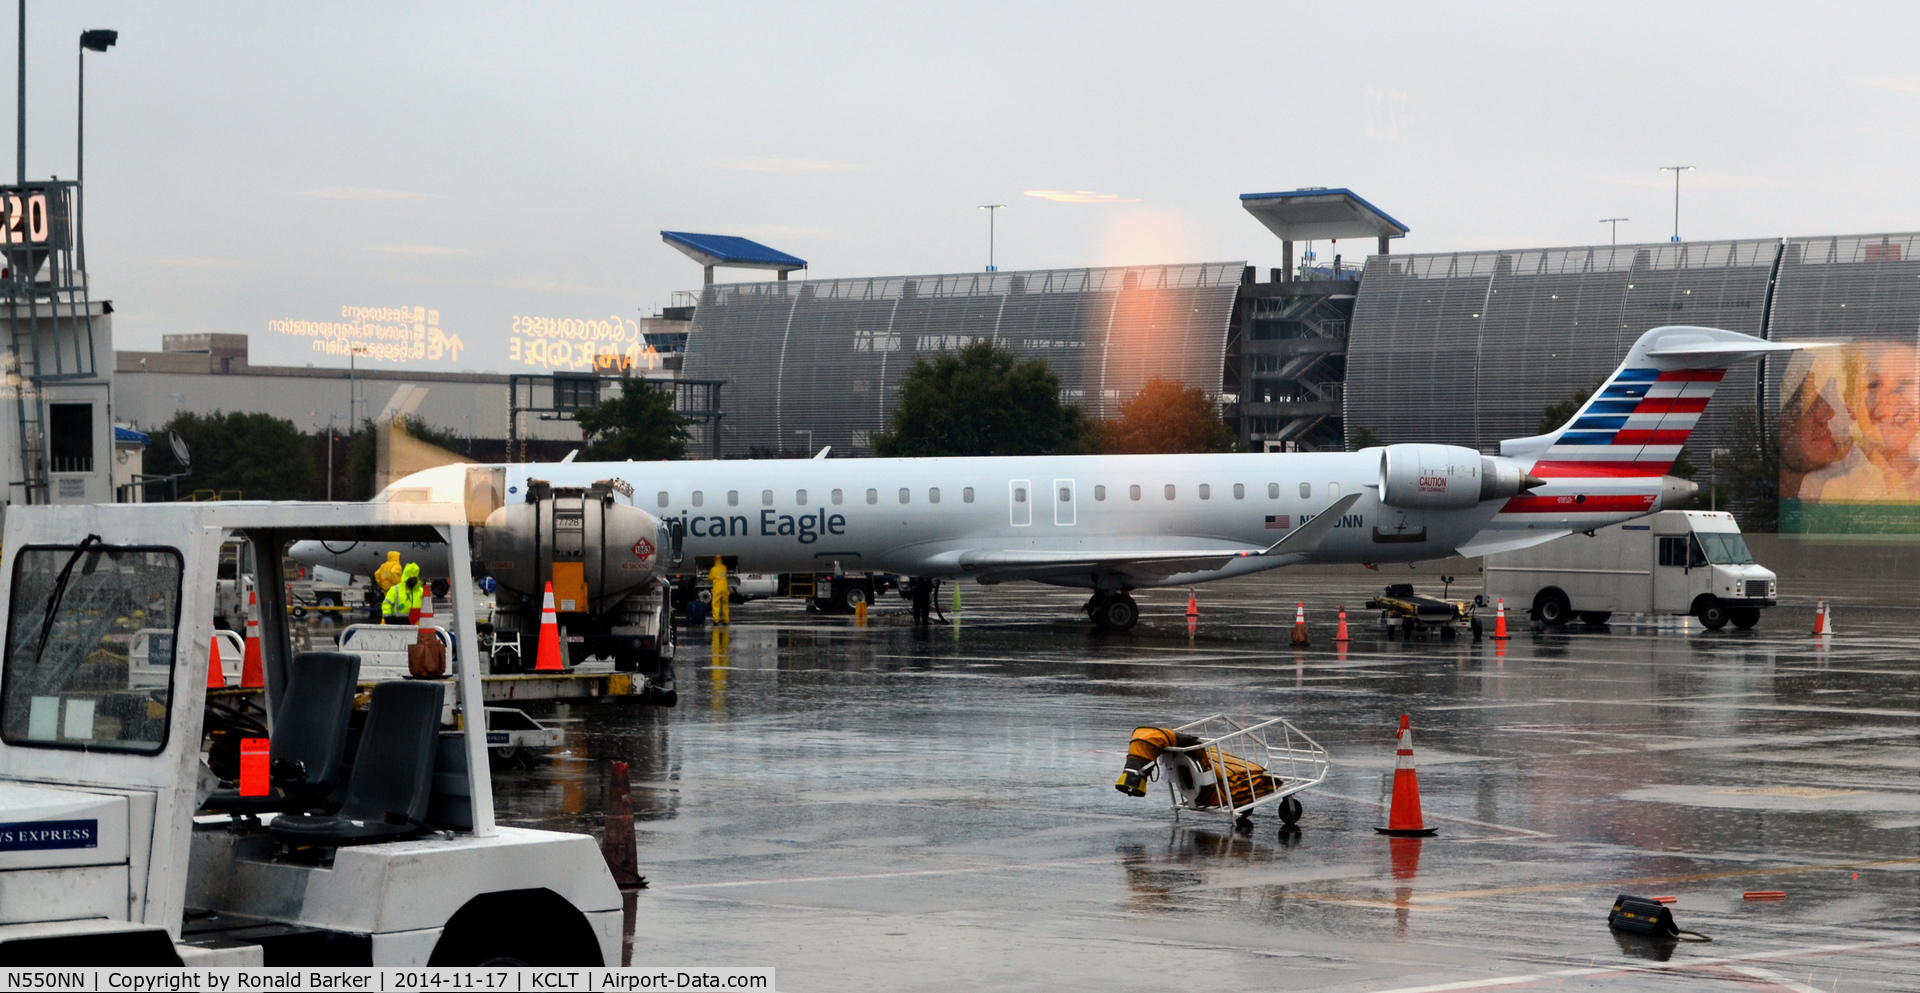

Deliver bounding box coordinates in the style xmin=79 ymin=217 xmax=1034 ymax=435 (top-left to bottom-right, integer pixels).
xmin=1855 ymin=341 xmax=1920 ymax=461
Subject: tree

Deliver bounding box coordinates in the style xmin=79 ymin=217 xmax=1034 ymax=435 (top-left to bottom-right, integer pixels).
xmin=147 ymin=411 xmax=317 ymax=501
xmin=871 ymin=341 xmax=1087 ymax=457
xmin=1093 ymin=377 xmax=1235 ymax=454
xmin=1348 ymin=426 xmax=1381 ymax=451
xmin=1536 ymin=380 xmax=1606 ymax=436
xmin=1709 ymin=404 xmax=1779 ymax=531
xmin=575 ymin=379 xmax=690 ymax=462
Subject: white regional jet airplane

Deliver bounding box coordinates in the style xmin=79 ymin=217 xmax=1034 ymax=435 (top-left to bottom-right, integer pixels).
xmin=294 ymin=326 xmax=1809 ymax=631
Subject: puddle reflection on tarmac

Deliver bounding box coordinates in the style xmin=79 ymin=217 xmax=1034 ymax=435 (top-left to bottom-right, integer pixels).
xmin=481 ymin=574 xmax=1920 ymax=991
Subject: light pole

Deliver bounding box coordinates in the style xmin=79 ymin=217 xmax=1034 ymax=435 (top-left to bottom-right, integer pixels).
xmin=77 ymin=29 xmax=117 ymax=272
xmin=795 ymin=429 xmax=813 ymax=457
xmin=348 ymin=344 xmax=368 ymax=431
xmin=1659 ymin=166 xmax=1694 ymax=242
xmin=313 ymin=412 xmax=341 ymax=500
xmin=16 ymin=0 xmax=24 ymax=185
xmin=978 ymin=204 xmax=1005 ymax=272
xmin=1599 ymin=217 xmax=1629 ymax=246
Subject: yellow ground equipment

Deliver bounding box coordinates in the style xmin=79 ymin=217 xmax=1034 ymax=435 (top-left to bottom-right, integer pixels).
xmin=1115 ymin=714 xmax=1329 ymax=836
xmin=1366 ymin=581 xmax=1486 ymax=640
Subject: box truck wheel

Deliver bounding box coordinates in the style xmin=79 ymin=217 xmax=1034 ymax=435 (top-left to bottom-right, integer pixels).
xmin=1730 ymin=606 xmax=1761 ymax=630
xmin=1534 ymin=589 xmax=1573 ymax=626
xmin=1695 ymin=597 xmax=1730 ymax=630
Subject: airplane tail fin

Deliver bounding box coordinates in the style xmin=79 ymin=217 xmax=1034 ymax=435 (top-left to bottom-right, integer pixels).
xmin=1499 ymin=326 xmax=1820 ymax=479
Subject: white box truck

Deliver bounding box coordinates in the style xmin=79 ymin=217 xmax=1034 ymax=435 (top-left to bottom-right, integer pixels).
xmin=1484 ymin=510 xmax=1777 ymax=630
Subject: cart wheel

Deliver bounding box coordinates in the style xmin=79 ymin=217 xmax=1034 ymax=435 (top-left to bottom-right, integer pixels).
xmin=1278 ymin=795 xmax=1303 ymax=825
xmin=1471 ymin=617 xmax=1484 ymax=639
xmin=291 ymin=605 xmax=307 ymax=619
xmin=1234 ymin=814 xmax=1254 ymax=834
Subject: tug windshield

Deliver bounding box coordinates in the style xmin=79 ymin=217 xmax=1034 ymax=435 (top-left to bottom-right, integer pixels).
xmin=2 ymin=544 xmax=184 ymax=753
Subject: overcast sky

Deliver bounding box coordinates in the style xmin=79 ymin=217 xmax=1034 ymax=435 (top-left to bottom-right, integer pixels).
xmin=21 ymin=1 xmax=1920 ymax=372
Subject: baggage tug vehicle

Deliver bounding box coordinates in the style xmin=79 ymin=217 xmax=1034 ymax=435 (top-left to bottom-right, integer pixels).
xmin=0 ymin=500 xmax=625 ymax=965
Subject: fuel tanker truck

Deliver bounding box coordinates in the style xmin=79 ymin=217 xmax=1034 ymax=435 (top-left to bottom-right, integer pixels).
xmin=292 ymin=466 xmax=680 ymax=704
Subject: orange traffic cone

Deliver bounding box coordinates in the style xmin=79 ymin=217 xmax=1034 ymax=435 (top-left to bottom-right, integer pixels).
xmin=1335 ymin=606 xmax=1350 ymax=643
xmin=534 ymin=581 xmax=564 ymax=671
xmin=206 ymin=635 xmax=226 ymax=689
xmin=241 ymin=587 xmax=265 ymax=689
xmin=1186 ymin=594 xmax=1198 ymax=619
xmin=1812 ymin=598 xmax=1831 ymax=636
xmin=418 ymin=595 xmax=435 ymax=630
xmin=1492 ymin=598 xmax=1510 ymax=640
xmin=1376 ymin=714 xmax=1437 ymax=836
xmin=1290 ymin=602 xmax=1310 ymax=646
xmin=1823 ymin=600 xmax=1835 ymax=636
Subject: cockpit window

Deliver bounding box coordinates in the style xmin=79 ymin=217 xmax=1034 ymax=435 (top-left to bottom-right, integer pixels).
xmin=2 ymin=543 xmax=183 ymax=753
xmin=1695 ymin=532 xmax=1756 ymax=565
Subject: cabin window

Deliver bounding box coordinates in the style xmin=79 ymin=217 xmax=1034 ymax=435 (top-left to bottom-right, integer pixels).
xmin=867 ymin=488 xmax=878 ymax=505
xmin=1233 ymin=483 xmax=1245 ymax=500
xmin=727 ymin=490 xmax=739 ymax=507
xmin=796 ymin=489 xmax=808 ymax=506
xmin=762 ymin=490 xmax=774 ymax=507
xmin=1130 ymin=484 xmax=1141 ymax=501
xmin=899 ymin=488 xmax=911 ymax=504
xmin=1299 ymin=482 xmax=1311 ymax=499
xmin=1328 ymin=482 xmax=1340 ymax=498
xmin=1164 ymin=484 xmax=1176 ymax=501
xmin=1059 ymin=486 xmax=1071 ymax=502
xmin=1094 ymin=485 xmax=1106 ymax=501
xmin=657 ymin=491 xmax=668 ymax=508
xmin=963 ymin=487 xmax=975 ymax=503
xmin=692 ymin=491 xmax=704 ymax=507
xmin=3 ymin=544 xmax=183 ymax=754
xmin=1198 ymin=484 xmax=1211 ymax=500
xmin=929 ymin=487 xmax=941 ymax=504
xmin=1268 ymin=483 xmax=1279 ymax=499
xmin=832 ymin=489 xmax=844 ymax=505
xmin=1014 ymin=487 xmax=1027 ymax=503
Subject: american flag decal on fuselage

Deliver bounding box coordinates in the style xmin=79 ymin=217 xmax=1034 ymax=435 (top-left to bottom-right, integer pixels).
xmin=1265 ymin=515 xmax=1291 ymax=530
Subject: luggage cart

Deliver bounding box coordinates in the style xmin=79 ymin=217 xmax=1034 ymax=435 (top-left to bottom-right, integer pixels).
xmin=1122 ymin=714 xmax=1329 ymax=837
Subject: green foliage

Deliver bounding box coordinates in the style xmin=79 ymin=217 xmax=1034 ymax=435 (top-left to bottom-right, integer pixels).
xmin=1348 ymin=425 xmax=1381 ymax=451
xmin=340 ymin=417 xmax=467 ymax=500
xmin=575 ymin=379 xmax=690 ymax=462
xmin=1093 ymin=378 xmax=1235 ymax=455
xmin=1536 ymin=380 xmax=1605 ymax=437
xmin=1703 ymin=404 xmax=1778 ymax=530
xmin=147 ymin=411 xmax=316 ymax=501
xmin=871 ymin=341 xmax=1087 ymax=457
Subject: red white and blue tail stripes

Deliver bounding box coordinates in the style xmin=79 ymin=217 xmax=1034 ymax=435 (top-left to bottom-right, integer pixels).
xmin=1530 ymin=367 xmax=1725 ymax=479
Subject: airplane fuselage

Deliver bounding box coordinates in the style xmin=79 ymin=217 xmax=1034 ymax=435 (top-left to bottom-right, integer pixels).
xmin=359 ymin=451 xmax=1525 ymax=588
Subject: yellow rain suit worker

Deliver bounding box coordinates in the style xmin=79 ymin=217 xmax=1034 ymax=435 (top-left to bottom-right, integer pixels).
xmin=707 ymin=560 xmax=730 ymax=625
xmin=383 ymin=562 xmax=424 ymax=624
xmin=374 ymin=551 xmax=404 ymax=592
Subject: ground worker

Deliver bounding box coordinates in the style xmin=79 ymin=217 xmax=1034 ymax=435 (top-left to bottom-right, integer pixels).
xmin=383 ymin=562 xmax=424 ymax=624
xmin=374 ymin=551 xmax=404 ymax=592
xmin=707 ymin=559 xmax=730 ymax=626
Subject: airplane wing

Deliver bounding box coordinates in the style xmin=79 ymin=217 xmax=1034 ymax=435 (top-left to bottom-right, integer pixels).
xmin=1454 ymin=529 xmax=1571 ymax=558
xmin=953 ymin=492 xmax=1364 ymax=584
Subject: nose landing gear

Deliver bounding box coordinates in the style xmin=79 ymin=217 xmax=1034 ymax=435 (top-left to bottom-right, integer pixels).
xmin=1086 ymin=591 xmax=1140 ymax=632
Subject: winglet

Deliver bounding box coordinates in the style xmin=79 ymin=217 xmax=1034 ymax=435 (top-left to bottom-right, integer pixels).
xmin=1248 ymin=492 xmax=1363 ymax=559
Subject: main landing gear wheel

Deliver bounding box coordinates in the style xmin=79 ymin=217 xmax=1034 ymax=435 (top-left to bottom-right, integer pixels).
xmin=1278 ymin=795 xmax=1303 ymax=826
xmin=1091 ymin=594 xmax=1139 ymax=632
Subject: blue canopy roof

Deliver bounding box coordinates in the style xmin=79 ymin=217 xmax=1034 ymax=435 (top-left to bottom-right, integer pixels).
xmin=661 ymin=231 xmax=807 ymax=270
xmin=114 ymin=425 xmax=150 ymax=446
xmin=1239 ymin=188 xmax=1409 ymax=242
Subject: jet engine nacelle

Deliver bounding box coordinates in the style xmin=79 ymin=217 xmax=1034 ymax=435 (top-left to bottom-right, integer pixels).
xmin=1379 ymin=444 xmax=1539 ymax=509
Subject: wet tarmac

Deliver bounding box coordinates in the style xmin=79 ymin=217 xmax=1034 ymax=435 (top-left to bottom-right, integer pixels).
xmin=489 ymin=574 xmax=1920 ymax=991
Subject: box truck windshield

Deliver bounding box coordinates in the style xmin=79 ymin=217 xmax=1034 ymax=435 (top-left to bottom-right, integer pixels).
xmin=1697 ymin=532 xmax=1755 ymax=565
